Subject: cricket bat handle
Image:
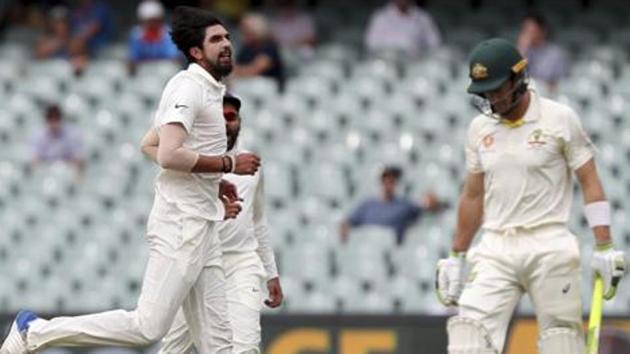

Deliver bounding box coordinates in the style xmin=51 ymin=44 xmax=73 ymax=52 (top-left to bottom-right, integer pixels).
xmin=586 ymin=276 xmax=604 ymax=354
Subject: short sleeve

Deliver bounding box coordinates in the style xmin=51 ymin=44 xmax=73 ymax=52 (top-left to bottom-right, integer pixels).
xmin=156 ymin=77 xmax=202 ymax=133
xmin=348 ymin=201 xmax=367 ymax=226
xmin=563 ymin=108 xmax=595 ymax=171
xmin=465 ymin=122 xmax=483 ymax=174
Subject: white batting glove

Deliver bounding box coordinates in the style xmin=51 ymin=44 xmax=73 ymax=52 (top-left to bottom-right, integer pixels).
xmin=436 ymin=251 xmax=466 ymax=306
xmin=592 ymin=243 xmax=626 ymax=300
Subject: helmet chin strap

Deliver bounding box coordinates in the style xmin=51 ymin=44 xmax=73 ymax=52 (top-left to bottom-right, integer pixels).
xmin=472 ymin=76 xmax=528 ymax=121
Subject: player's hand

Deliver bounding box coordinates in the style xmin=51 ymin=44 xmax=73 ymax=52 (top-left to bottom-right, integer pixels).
xmin=264 ymin=277 xmax=283 ymax=308
xmin=221 ymin=195 xmax=241 ymax=220
xmin=219 ymin=179 xmax=239 ymax=202
xmin=435 ymin=251 xmax=466 ymax=306
xmin=234 ymin=153 xmax=260 ymax=175
xmin=592 ymin=243 xmax=626 ymax=300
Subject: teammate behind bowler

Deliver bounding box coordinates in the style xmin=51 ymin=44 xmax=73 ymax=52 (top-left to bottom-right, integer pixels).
xmin=1 ymin=6 xmax=261 ymax=354
xmin=435 ymin=38 xmax=626 ymax=354
xmin=141 ymin=94 xmax=284 ymax=354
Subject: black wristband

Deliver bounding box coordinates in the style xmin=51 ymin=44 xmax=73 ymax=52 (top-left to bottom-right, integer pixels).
xmin=222 ymin=156 xmax=232 ymax=173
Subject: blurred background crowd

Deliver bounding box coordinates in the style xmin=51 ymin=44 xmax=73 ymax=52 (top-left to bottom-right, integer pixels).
xmin=1 ymin=0 xmax=630 ymax=325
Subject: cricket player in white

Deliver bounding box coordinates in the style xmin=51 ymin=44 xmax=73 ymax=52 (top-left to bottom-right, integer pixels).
xmin=1 ymin=6 xmax=261 ymax=354
xmin=435 ymin=38 xmax=627 ymax=354
xmin=141 ymin=94 xmax=283 ymax=354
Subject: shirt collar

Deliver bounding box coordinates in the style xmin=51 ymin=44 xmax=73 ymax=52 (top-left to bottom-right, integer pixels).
xmin=187 ymin=63 xmax=224 ymax=89
xmin=521 ymin=89 xmax=541 ymax=123
xmin=498 ymin=89 xmax=541 ymax=127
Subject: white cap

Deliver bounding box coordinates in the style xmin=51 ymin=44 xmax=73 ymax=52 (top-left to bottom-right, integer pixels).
xmin=137 ymin=1 xmax=164 ymax=21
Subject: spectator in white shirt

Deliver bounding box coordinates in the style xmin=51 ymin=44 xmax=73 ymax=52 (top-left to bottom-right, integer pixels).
xmin=269 ymin=0 xmax=316 ymax=58
xmin=365 ymin=0 xmax=441 ymax=58
xmin=31 ymin=104 xmax=84 ymax=175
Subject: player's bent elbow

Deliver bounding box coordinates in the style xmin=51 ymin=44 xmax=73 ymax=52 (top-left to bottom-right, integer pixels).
xmin=137 ymin=319 xmax=172 ymax=345
xmin=156 ymin=149 xmax=179 ymax=170
xmin=157 ymin=155 xmax=174 ymax=170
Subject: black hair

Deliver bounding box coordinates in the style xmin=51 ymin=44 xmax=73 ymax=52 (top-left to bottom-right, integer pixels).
xmin=381 ymin=166 xmax=403 ymax=180
xmin=45 ymin=104 xmax=62 ymax=120
xmin=523 ymin=11 xmax=550 ymax=37
xmin=170 ymin=6 xmax=224 ymax=63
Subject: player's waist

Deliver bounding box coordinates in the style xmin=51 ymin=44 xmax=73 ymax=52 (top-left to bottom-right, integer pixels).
xmin=222 ymin=251 xmax=265 ymax=276
xmin=483 ymin=222 xmax=567 ymax=237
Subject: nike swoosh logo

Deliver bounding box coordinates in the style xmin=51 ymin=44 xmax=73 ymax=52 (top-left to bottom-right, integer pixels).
xmin=175 ymin=104 xmax=188 ymax=109
xmin=562 ymin=283 xmax=571 ymax=294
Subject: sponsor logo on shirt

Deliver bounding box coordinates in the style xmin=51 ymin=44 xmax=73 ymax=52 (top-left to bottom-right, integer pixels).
xmin=562 ymin=283 xmax=571 ymax=294
xmin=527 ymin=128 xmax=547 ymax=147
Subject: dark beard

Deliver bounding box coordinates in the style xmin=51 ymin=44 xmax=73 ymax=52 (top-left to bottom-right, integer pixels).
xmin=207 ymin=58 xmax=233 ymax=79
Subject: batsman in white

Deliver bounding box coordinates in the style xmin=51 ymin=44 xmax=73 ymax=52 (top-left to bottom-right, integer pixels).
xmin=1 ymin=6 xmax=262 ymax=354
xmin=435 ymin=38 xmax=627 ymax=354
xmin=140 ymin=94 xmax=284 ymax=354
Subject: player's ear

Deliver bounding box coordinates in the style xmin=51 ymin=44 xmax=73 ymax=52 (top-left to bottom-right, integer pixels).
xmin=189 ymin=47 xmax=203 ymax=61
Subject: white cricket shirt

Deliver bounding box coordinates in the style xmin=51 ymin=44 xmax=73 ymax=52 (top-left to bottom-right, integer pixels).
xmin=220 ymin=165 xmax=279 ymax=280
xmin=465 ymin=90 xmax=595 ymax=232
xmin=153 ymin=63 xmax=227 ymax=220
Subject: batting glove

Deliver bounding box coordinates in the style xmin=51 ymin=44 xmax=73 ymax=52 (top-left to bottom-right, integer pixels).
xmin=436 ymin=251 xmax=466 ymax=306
xmin=592 ymin=242 xmax=626 ymax=300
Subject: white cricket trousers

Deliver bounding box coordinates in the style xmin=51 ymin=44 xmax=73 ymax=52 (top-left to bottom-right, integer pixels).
xmin=25 ymin=195 xmax=232 ymax=354
xmin=159 ymin=252 xmax=266 ymax=354
xmin=456 ymin=224 xmax=583 ymax=352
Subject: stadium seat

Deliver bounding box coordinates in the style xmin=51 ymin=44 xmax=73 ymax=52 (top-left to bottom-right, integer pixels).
xmin=555 ymin=27 xmax=600 ymax=55
xmin=16 ymin=76 xmax=63 ymax=103
xmin=343 ymin=291 xmax=393 ymax=314
xmin=28 ymin=59 xmax=74 ymax=82
xmin=232 ymin=77 xmax=279 ymax=105
xmin=335 ymin=242 xmax=389 ymax=284
xmin=347 ymin=225 xmax=397 ymax=251
xmin=293 ymin=291 xmax=337 ymax=314
xmin=136 ymin=61 xmax=182 ymax=81
xmin=86 ymin=60 xmax=128 ymax=82
xmin=0 ymin=43 xmax=29 ymax=61
xmin=281 ymin=242 xmax=331 ymax=284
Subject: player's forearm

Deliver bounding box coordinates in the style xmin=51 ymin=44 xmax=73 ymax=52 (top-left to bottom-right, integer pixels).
xmin=191 ymin=154 xmax=232 ymax=173
xmin=452 ymin=194 xmax=483 ymax=253
xmin=158 ymin=142 xmax=235 ymax=174
xmin=576 ymin=159 xmax=612 ymax=245
xmin=255 ymin=223 xmax=279 ymax=279
xmin=157 ymin=123 xmax=231 ymax=173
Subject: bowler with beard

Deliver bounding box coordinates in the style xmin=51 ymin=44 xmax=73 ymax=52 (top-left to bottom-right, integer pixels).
xmin=142 ymin=94 xmax=284 ymax=354
xmin=1 ymin=6 xmax=261 ymax=354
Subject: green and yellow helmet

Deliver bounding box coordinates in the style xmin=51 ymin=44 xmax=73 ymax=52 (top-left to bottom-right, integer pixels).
xmin=467 ymin=38 xmax=528 ymax=95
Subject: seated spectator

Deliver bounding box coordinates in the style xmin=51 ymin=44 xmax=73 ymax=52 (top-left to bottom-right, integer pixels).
xmin=364 ymin=0 xmax=441 ymax=58
xmin=517 ymin=12 xmax=569 ymax=93
xmin=128 ymin=1 xmax=181 ymax=75
xmin=269 ymin=0 xmax=316 ymax=59
xmin=339 ymin=166 xmax=442 ymax=245
xmin=31 ymin=104 xmax=84 ymax=174
xmin=233 ymin=13 xmax=286 ymax=91
xmin=34 ymin=6 xmax=70 ymax=59
xmin=67 ymin=0 xmax=114 ymax=73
